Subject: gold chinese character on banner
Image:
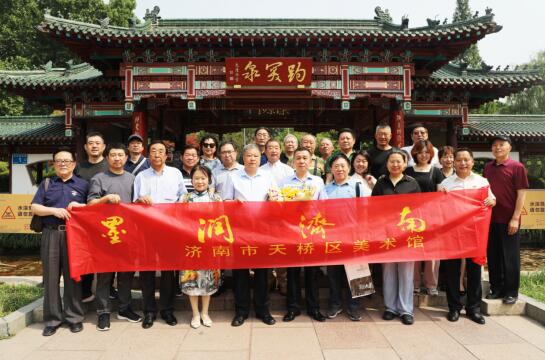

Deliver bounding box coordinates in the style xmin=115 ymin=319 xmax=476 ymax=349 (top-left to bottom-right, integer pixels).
xmin=380 ymin=237 xmax=397 ymax=250
xmin=198 ymin=215 xmax=235 ymax=244
xmin=241 ymin=245 xmax=258 ymax=256
xmin=288 ymin=62 xmax=307 ymax=83
xmin=325 ymin=241 xmax=342 ymax=254
xmin=185 ymin=245 xmax=202 ymax=258
xmin=297 ymin=242 xmax=314 ymax=255
xmin=353 ymin=239 xmax=370 ymax=253
xmin=265 ymin=61 xmax=283 ymax=82
xmin=100 ymin=216 xmax=127 ymax=244
xmin=243 ymin=61 xmax=260 ymax=82
xmin=397 ymin=206 xmax=426 ymax=233
xmin=212 ymin=245 xmax=231 ymax=257
xmin=299 ymin=212 xmax=335 ymax=240
xmin=407 ymin=235 xmax=424 ymax=248
xmin=269 ymin=244 xmax=287 ymax=256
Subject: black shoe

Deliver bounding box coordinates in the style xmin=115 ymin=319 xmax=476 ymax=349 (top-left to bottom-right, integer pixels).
xmin=175 ymin=286 xmax=183 ymax=297
xmin=117 ymin=308 xmax=142 ymax=323
xmin=400 ymin=314 xmax=414 ymax=325
xmin=142 ymin=313 xmax=156 ymax=329
xmin=109 ymin=287 xmax=119 ymax=300
xmin=447 ymin=310 xmax=460 ymax=322
xmin=69 ymin=322 xmax=83 ymax=333
xmin=283 ymin=310 xmax=301 ymax=322
xmin=231 ymin=314 xmax=247 ymax=327
xmin=161 ymin=312 xmax=178 ymax=326
xmin=256 ymin=313 xmax=276 ymax=325
xmin=307 ymin=310 xmax=327 ymax=322
xmin=42 ymin=325 xmax=60 ymax=337
xmin=96 ymin=313 xmax=110 ymax=331
xmin=211 ymin=286 xmax=225 ymax=298
xmin=467 ymin=312 xmax=486 ymax=325
xmin=485 ymin=291 xmax=503 ymax=300
xmin=347 ymin=309 xmax=362 ymax=321
xmin=382 ymin=311 xmax=397 ymax=321
xmin=502 ymin=296 xmax=517 ymax=305
xmin=326 ymin=307 xmax=343 ymax=319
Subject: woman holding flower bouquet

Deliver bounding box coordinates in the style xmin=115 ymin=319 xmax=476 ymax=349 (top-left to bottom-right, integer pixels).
xmin=279 ymin=147 xmax=328 ymax=322
xmin=179 ymin=165 xmax=222 ymax=329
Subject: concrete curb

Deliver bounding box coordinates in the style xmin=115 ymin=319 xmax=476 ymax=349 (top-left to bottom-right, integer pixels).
xmin=0 ymin=297 xmax=43 ymax=337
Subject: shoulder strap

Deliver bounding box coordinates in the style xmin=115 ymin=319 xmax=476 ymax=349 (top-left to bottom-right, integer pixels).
xmin=355 ymin=181 xmax=362 ymax=198
xmin=313 ymin=157 xmax=318 ymax=176
xmin=44 ymin=177 xmax=50 ymax=192
xmin=132 ymin=156 xmax=147 ymax=174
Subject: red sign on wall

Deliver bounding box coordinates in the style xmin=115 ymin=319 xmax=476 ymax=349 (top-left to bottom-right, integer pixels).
xmin=226 ymin=58 xmax=313 ymax=87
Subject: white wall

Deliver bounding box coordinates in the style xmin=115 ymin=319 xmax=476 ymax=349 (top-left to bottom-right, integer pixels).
xmin=11 ymin=154 xmax=52 ymax=194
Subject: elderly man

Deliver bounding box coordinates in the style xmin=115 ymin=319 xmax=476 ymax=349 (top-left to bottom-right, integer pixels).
xmin=439 ymin=148 xmax=496 ymax=324
xmin=319 ymin=137 xmax=334 ymax=163
xmin=76 ymin=131 xmax=109 ymax=302
xmin=133 ymin=140 xmax=187 ymax=329
xmin=31 ymin=148 xmax=88 ymax=336
xmin=254 ymin=127 xmax=271 ymax=166
xmin=300 ymin=134 xmax=325 ymax=179
xmin=368 ymin=124 xmax=398 ymax=179
xmin=223 ymin=144 xmax=278 ymax=327
xmin=280 ymin=147 xmax=328 ymax=322
xmin=88 ymin=143 xmax=142 ymax=331
xmin=281 ymin=134 xmax=298 ymax=164
xmin=212 ymin=141 xmax=244 ymax=198
xmin=484 ymin=135 xmax=529 ymax=305
xmin=326 ymin=128 xmax=357 ymax=183
xmin=124 ymin=134 xmax=150 ymax=176
xmin=180 ymin=145 xmax=200 ymax=193
xmin=261 ymin=139 xmax=294 ymax=184
xmin=401 ymin=124 xmax=439 ymax=167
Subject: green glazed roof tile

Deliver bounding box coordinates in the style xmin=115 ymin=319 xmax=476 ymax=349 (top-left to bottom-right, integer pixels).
xmin=462 ymin=114 xmax=545 ymax=139
xmin=0 ymin=115 xmax=69 ymax=144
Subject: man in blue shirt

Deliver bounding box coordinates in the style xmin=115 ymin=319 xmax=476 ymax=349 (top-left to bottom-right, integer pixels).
xmin=124 ymin=134 xmax=150 ymax=176
xmin=31 ymin=147 xmax=88 ymax=337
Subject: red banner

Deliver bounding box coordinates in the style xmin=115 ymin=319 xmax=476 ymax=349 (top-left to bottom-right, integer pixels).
xmin=66 ymin=189 xmax=491 ymax=281
xmin=225 ymin=57 xmax=313 ymax=87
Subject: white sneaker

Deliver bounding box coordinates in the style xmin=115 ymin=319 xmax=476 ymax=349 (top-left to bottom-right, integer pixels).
xmin=190 ymin=315 xmax=201 ymax=329
xmin=201 ymin=313 xmax=213 ymax=327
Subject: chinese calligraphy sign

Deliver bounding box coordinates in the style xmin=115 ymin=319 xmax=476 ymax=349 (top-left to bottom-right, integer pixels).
xmin=226 ymin=58 xmax=312 ymax=87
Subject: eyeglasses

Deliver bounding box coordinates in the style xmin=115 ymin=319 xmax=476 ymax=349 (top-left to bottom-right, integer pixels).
xmin=220 ymin=150 xmax=234 ymax=155
xmin=54 ymin=159 xmax=74 ymax=164
xmin=202 ymin=143 xmax=216 ymax=148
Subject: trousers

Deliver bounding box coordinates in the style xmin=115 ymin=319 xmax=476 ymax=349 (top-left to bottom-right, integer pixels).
xmin=487 ymin=222 xmax=521 ymax=297
xmin=233 ymin=268 xmax=270 ymax=317
xmin=95 ymin=271 xmax=135 ymax=314
xmin=443 ymin=258 xmax=482 ymax=313
xmin=382 ymin=262 xmax=414 ymax=316
xmin=139 ymin=270 xmax=175 ymax=314
xmin=286 ymin=266 xmax=321 ymax=313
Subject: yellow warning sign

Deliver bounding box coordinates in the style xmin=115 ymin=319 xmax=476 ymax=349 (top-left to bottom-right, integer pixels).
xmin=521 ymin=190 xmax=545 ymax=230
xmin=0 ymin=195 xmax=34 ymax=233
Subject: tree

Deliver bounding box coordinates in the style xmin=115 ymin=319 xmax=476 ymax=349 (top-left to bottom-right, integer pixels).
xmin=0 ymin=0 xmax=137 ymax=115
xmin=452 ymin=0 xmax=483 ymax=69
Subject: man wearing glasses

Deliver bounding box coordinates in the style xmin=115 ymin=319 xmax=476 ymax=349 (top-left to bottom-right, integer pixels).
xmin=31 ymin=148 xmax=88 ymax=336
xmin=212 ymin=141 xmax=244 ymax=198
xmin=401 ymin=124 xmax=440 ymax=167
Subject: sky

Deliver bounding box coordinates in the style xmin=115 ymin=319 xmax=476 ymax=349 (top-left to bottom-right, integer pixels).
xmin=130 ymin=0 xmax=545 ymax=66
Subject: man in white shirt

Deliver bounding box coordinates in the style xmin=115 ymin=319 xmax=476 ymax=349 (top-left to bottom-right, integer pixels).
xmin=439 ymin=147 xmax=495 ymax=325
xmin=212 ymin=141 xmax=243 ymax=198
xmin=279 ymin=147 xmax=328 ymax=323
xmin=401 ymin=124 xmax=439 ymax=167
xmin=133 ymin=140 xmax=187 ymax=329
xmin=260 ymin=139 xmax=294 ymax=184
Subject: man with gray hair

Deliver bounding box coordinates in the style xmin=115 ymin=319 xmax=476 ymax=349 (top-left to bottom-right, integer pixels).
xmin=300 ymin=134 xmax=325 ymax=179
xmin=319 ymin=137 xmax=334 ymax=163
xmin=401 ymin=123 xmax=440 ymax=167
xmin=281 ymin=134 xmax=298 ymax=164
xmin=368 ymin=124 xmax=399 ymax=179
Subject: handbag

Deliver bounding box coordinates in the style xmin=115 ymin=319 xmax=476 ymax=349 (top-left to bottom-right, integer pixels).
xmin=29 ymin=178 xmax=50 ymax=233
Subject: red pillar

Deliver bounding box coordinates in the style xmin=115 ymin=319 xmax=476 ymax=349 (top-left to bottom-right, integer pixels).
xmin=132 ymin=106 xmax=147 ymax=153
xmin=390 ymin=104 xmax=405 ymax=148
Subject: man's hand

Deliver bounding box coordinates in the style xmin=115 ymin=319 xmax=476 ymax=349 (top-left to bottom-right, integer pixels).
xmin=508 ymin=218 xmax=520 ymax=235
xmin=136 ymin=196 xmax=153 ymax=205
xmin=107 ymin=194 xmax=121 ymax=204
xmin=53 ymin=208 xmax=71 ymax=220
xmin=483 ymin=197 xmax=496 ymax=207
xmin=67 ymin=202 xmax=85 ymax=210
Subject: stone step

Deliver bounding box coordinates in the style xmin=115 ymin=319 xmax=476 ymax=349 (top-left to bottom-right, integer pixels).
xmin=481 ymin=298 xmax=526 ymax=316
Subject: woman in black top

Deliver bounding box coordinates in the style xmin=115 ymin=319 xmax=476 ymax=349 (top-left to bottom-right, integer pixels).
xmin=372 ymin=150 xmax=421 ymax=325
xmin=405 ymin=140 xmax=445 ymax=297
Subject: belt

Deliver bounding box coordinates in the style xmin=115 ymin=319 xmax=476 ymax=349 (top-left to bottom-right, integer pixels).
xmin=44 ymin=224 xmax=66 ymax=231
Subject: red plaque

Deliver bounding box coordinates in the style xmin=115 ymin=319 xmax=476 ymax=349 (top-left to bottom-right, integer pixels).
xmin=226 ymin=58 xmax=312 ymax=87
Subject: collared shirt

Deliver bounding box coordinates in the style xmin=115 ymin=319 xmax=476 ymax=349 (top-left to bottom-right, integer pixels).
xmin=288 ymin=155 xmax=325 ymax=178
xmin=222 ymin=168 xmax=277 ymax=201
xmin=124 ymin=155 xmax=150 ymax=176
xmin=280 ymin=153 xmax=293 ymax=165
xmin=133 ymin=165 xmax=187 ymax=203
xmin=87 ymin=170 xmax=135 ymax=203
xmin=325 ymin=150 xmax=356 ymax=173
xmin=325 ymin=176 xmax=371 ymax=199
xmin=401 ymin=144 xmax=440 ymax=168
xmin=279 ymin=173 xmax=328 ymax=200
xmin=439 ymin=172 xmax=495 ymax=199
xmin=212 ymin=162 xmax=244 ymax=198
xmin=181 ymin=168 xmax=195 ymax=193
xmin=75 ymin=158 xmax=108 ymax=182
xmin=371 ymin=175 xmax=421 ymax=196
xmin=260 ymin=161 xmax=294 ymax=184
xmin=32 ymin=175 xmax=89 ymax=226
xmin=483 ymin=158 xmax=529 ymax=224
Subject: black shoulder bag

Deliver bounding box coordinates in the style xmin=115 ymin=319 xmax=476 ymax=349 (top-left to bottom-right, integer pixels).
xmin=29 ymin=178 xmax=50 ymax=233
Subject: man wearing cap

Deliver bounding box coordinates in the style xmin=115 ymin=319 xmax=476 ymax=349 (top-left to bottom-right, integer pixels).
xmin=483 ymin=135 xmax=529 ymax=305
xmin=125 ymin=134 xmax=150 ymax=176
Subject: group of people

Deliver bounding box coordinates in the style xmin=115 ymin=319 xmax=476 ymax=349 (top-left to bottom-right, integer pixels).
xmin=31 ymin=123 xmax=528 ymax=337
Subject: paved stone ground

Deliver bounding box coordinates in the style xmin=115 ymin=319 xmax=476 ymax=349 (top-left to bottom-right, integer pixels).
xmin=2 ymin=305 xmax=545 ymax=360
